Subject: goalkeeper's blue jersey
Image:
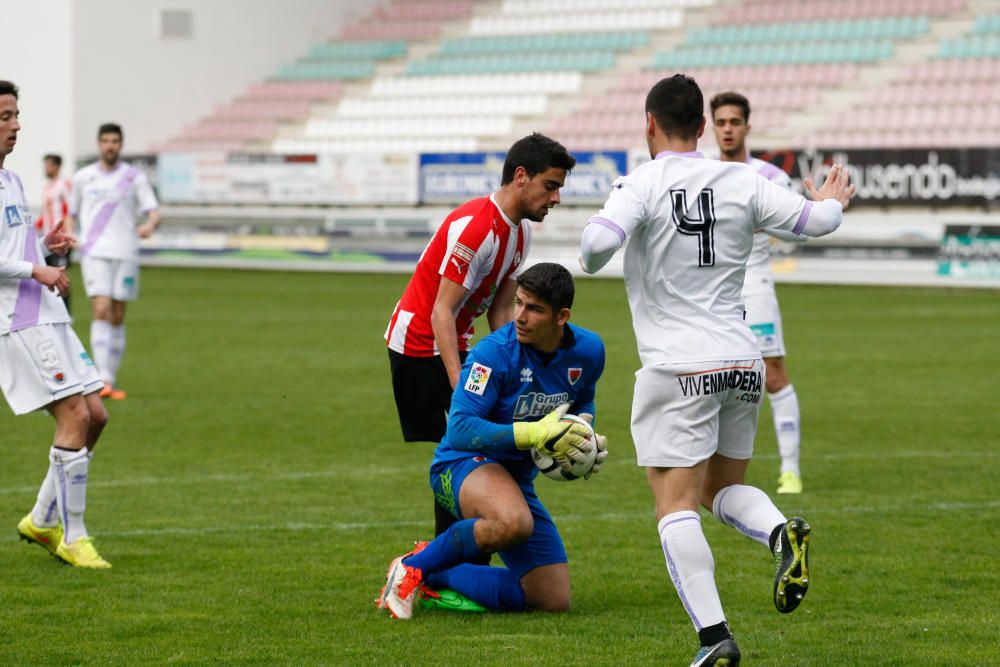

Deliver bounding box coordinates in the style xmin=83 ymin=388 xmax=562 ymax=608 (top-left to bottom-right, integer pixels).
xmin=431 ymin=321 xmax=605 ymax=470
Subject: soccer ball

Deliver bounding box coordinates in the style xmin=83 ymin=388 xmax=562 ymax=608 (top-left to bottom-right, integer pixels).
xmin=531 ymin=413 xmax=598 ymax=482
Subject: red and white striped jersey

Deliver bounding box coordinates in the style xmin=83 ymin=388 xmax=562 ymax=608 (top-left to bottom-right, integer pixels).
xmin=385 ymin=194 xmax=530 ymax=357
xmin=37 ymin=177 xmax=71 ymax=235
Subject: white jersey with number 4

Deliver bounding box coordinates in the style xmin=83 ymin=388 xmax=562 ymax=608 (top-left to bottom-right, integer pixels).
xmin=584 ymin=151 xmax=827 ymax=367
xmin=70 ymin=162 xmax=159 ymax=261
xmin=744 ymin=157 xmax=793 ymax=295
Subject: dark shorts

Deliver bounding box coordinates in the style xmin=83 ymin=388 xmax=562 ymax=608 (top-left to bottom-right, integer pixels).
xmin=45 ymin=252 xmax=70 ymax=269
xmin=430 ymin=456 xmax=568 ymax=579
xmin=388 ymin=348 xmax=467 ymax=443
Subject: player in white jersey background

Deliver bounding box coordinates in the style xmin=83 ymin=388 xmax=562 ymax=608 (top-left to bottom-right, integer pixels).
xmin=711 ymin=91 xmax=805 ymax=495
xmin=68 ymin=123 xmax=160 ymax=400
xmin=579 ymin=74 xmax=855 ymax=666
xmin=0 ymin=80 xmax=112 ymax=569
xmin=38 ymin=153 xmax=73 ymax=312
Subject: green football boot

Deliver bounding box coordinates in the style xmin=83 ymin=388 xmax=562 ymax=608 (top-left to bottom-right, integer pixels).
xmin=417 ymin=586 xmax=487 ymax=613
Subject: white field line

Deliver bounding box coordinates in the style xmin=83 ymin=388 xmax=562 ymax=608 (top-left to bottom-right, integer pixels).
xmin=66 ymin=499 xmax=1000 ymax=538
xmin=0 ymin=449 xmax=995 ymax=498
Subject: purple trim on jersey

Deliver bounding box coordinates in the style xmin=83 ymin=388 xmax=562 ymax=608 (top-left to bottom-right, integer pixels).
xmin=757 ymin=162 xmax=784 ymax=181
xmin=655 ymin=150 xmax=705 ymax=160
xmin=10 ymin=227 xmax=42 ymax=331
xmin=792 ymin=201 xmax=813 ymax=236
xmin=587 ymin=216 xmax=626 ymax=243
xmin=81 ymin=167 xmax=139 ymax=257
xmin=660 ymin=515 xmax=703 ymax=629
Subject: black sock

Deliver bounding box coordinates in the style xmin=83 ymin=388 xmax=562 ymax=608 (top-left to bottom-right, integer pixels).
xmin=769 ymin=522 xmax=785 ymax=553
xmin=698 ymin=621 xmax=732 ymax=647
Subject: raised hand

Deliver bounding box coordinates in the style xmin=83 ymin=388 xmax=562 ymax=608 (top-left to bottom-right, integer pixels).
xmin=804 ymin=164 xmax=856 ymax=210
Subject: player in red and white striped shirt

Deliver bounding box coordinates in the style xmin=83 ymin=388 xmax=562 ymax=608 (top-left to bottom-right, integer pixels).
xmin=386 ymin=133 xmax=576 ymax=537
xmin=38 ymin=154 xmax=73 ymax=311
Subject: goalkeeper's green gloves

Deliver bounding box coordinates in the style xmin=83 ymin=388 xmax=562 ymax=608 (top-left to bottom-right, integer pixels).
xmin=513 ymin=403 xmax=593 ymax=464
xmin=578 ymin=413 xmax=608 ymax=480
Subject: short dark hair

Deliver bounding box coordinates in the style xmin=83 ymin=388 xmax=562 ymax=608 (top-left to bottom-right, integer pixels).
xmin=516 ymin=262 xmax=575 ymax=312
xmin=44 ymin=154 xmax=62 ymax=167
xmin=710 ymin=91 xmax=751 ymax=123
xmin=0 ymin=81 xmax=19 ymax=99
xmin=645 ymin=74 xmax=704 ymax=140
xmin=98 ymin=123 xmax=123 ymax=139
xmin=501 ymin=133 xmax=576 ymax=185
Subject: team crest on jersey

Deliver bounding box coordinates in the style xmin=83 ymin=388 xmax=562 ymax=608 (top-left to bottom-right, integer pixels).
xmin=567 ymin=367 xmax=583 ymax=385
xmin=5 ymin=205 xmax=23 ymax=228
xmin=464 ymin=363 xmax=492 ymax=395
xmin=449 ymin=242 xmax=476 ymax=275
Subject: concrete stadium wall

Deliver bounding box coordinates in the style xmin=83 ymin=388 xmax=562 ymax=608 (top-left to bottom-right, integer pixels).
xmin=0 ymin=0 xmax=75 ymax=208
xmin=0 ymin=0 xmax=384 ymax=207
xmin=72 ymin=0 xmax=384 ymax=155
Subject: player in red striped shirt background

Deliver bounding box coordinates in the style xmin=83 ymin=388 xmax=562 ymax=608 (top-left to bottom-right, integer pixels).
xmin=386 ymin=133 xmax=576 ymax=551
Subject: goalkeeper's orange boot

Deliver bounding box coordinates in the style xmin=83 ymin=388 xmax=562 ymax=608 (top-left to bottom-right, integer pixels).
xmin=378 ymin=541 xmax=428 ymax=619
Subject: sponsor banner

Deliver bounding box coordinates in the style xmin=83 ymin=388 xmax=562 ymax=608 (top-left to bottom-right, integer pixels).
xmin=419 ymin=151 xmax=628 ymax=205
xmin=158 ymin=152 xmax=419 ymax=205
xmin=938 ymin=224 xmax=1000 ymax=279
xmin=754 ymin=148 xmax=1000 ymax=206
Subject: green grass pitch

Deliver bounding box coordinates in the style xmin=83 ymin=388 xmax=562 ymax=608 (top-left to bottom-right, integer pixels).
xmin=1 ymin=267 xmax=997 ymax=665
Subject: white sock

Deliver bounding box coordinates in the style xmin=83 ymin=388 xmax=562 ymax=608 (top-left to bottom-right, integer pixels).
xmin=51 ymin=446 xmax=90 ymax=544
xmin=657 ymin=511 xmax=726 ymax=632
xmin=713 ymin=484 xmax=786 ymax=548
xmin=30 ymin=460 xmax=59 ymax=528
xmin=90 ymin=320 xmax=113 ymax=384
xmin=107 ymin=324 xmax=126 ymax=385
xmin=769 ymin=384 xmax=801 ymax=476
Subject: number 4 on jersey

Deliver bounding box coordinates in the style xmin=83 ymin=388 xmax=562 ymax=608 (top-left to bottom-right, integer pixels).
xmin=670 ymin=188 xmax=716 ymax=267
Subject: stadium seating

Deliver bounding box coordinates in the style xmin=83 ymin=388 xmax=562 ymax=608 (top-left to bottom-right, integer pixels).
xmin=160 ymin=0 xmax=1000 ymax=154
xmin=800 ymin=12 xmax=1000 ymax=149
xmin=718 ymin=0 xmax=966 ymax=24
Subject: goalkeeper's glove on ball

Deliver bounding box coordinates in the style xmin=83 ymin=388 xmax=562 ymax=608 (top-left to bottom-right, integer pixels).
xmin=513 ymin=403 xmax=593 ymax=464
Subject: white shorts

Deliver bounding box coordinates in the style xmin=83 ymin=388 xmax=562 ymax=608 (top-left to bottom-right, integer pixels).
xmin=81 ymin=256 xmax=140 ymax=301
xmin=0 ymin=323 xmax=104 ymax=415
xmin=631 ymin=358 xmax=765 ymax=468
xmin=743 ymin=291 xmax=785 ymax=358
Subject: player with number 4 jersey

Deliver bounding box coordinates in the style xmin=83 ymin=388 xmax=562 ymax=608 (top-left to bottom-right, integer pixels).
xmin=579 ymin=74 xmax=855 ymax=666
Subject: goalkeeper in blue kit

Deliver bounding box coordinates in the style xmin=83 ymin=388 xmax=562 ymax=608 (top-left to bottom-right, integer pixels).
xmin=378 ymin=262 xmax=609 ymax=619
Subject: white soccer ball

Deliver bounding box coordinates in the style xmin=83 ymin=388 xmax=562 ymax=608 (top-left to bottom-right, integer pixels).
xmin=531 ymin=413 xmax=598 ymax=482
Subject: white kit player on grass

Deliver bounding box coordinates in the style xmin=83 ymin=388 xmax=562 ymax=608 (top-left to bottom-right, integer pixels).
xmin=711 ymin=91 xmax=805 ymax=495
xmin=68 ymin=122 xmax=160 ymax=400
xmin=0 ymin=81 xmax=112 ymax=569
xmin=579 ymin=74 xmax=854 ymax=666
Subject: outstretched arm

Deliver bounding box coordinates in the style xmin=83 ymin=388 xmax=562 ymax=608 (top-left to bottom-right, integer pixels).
xmin=580 ymin=217 xmax=627 ymax=274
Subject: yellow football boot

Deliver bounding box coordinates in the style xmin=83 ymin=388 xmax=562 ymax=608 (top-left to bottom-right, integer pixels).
xmin=17 ymin=514 xmax=63 ymax=556
xmin=777 ymin=471 xmax=803 ymax=495
xmin=56 ymin=536 xmax=112 ymax=569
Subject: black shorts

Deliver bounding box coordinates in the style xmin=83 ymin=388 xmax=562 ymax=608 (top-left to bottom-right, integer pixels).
xmin=388 ymin=348 xmax=467 ymax=443
xmin=45 ymin=252 xmax=70 ymax=269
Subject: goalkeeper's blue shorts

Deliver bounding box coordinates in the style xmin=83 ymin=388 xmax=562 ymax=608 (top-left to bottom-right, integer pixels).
xmin=430 ymin=455 xmax=568 ymax=579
